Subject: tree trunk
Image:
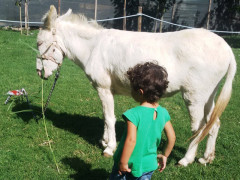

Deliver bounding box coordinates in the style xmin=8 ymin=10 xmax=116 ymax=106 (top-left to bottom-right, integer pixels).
xmin=206 ymin=0 xmax=212 ymax=29
xmin=138 ymin=6 xmax=142 ymax=32
xmin=58 ymin=0 xmax=61 ymax=16
xmin=154 ymin=21 xmax=157 ymax=33
xmin=123 ymin=0 xmax=126 ymax=30
xmin=159 ymin=8 xmax=165 ymax=33
xmin=171 ymin=2 xmax=176 ymax=22
xmin=171 ymin=1 xmax=176 ymax=31
xmin=159 ymin=16 xmax=163 ymax=33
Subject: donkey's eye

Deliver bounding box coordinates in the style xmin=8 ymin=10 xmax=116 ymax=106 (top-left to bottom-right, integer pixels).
xmin=53 ymin=49 xmax=56 ymax=52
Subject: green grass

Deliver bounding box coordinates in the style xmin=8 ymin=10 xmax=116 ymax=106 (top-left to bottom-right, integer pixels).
xmin=0 ymin=29 xmax=239 ymax=180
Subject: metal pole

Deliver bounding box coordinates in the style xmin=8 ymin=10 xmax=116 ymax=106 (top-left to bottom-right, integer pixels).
xmin=25 ymin=0 xmax=29 ymax=35
xmin=25 ymin=1 xmax=27 ymax=30
xmin=20 ymin=5 xmax=22 ymax=34
xmin=94 ymin=0 xmax=97 ymax=20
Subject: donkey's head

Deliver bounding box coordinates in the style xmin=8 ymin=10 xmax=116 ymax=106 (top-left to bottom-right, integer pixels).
xmin=36 ymin=5 xmax=66 ymax=79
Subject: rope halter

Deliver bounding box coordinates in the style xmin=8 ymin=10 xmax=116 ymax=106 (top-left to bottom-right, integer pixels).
xmin=37 ymin=40 xmax=65 ymax=67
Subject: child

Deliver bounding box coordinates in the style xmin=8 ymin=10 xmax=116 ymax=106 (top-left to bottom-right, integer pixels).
xmin=109 ymin=62 xmax=176 ymax=180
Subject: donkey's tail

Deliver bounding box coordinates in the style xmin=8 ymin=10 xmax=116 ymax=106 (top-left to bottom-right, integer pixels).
xmin=195 ymin=52 xmax=237 ymax=143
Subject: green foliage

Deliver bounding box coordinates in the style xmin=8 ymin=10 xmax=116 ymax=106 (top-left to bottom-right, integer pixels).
xmin=15 ymin=0 xmax=22 ymax=7
xmin=0 ymin=29 xmax=239 ymax=179
xmin=109 ymin=0 xmax=175 ymax=31
xmin=211 ymin=0 xmax=240 ymax=31
xmin=15 ymin=0 xmax=30 ymax=7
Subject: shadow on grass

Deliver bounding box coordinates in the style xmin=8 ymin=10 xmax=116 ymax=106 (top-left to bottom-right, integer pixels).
xmin=62 ymin=157 xmax=109 ymax=180
xmin=158 ymin=139 xmax=186 ymax=165
xmin=12 ymin=102 xmax=187 ymax=167
xmin=12 ymin=102 xmax=125 ymax=147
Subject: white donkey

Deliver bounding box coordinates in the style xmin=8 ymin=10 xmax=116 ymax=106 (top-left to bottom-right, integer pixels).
xmin=36 ymin=6 xmax=236 ymax=166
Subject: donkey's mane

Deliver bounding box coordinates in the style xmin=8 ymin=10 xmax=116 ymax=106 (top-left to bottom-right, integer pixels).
xmin=59 ymin=13 xmax=104 ymax=29
xmin=42 ymin=7 xmax=104 ymax=30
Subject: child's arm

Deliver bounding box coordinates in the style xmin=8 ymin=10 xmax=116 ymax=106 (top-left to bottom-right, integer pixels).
xmin=158 ymin=121 xmax=176 ymax=172
xmin=119 ymin=120 xmax=137 ymax=175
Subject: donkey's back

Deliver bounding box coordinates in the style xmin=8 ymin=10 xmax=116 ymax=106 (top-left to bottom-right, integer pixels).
xmin=94 ymin=28 xmax=234 ymax=98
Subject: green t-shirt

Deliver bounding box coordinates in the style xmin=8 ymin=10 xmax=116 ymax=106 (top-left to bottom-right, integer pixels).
xmin=113 ymin=105 xmax=170 ymax=177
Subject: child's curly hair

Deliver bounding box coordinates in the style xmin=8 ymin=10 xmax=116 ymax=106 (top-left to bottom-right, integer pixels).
xmin=127 ymin=62 xmax=169 ymax=103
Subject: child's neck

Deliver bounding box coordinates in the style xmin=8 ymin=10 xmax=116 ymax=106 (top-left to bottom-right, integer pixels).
xmin=140 ymin=101 xmax=159 ymax=108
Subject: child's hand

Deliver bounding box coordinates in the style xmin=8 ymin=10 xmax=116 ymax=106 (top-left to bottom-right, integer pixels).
xmin=157 ymin=154 xmax=167 ymax=172
xmin=118 ymin=163 xmax=131 ymax=175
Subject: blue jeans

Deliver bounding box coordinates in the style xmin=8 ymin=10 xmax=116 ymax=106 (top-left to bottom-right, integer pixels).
xmin=109 ymin=164 xmax=154 ymax=180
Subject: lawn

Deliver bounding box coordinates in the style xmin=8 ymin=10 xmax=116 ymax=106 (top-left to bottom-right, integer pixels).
xmin=0 ymin=29 xmax=239 ymax=180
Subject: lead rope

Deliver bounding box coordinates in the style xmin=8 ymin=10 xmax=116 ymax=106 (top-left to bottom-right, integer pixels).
xmin=41 ymin=68 xmax=61 ymax=174
xmin=35 ymin=67 xmax=61 ymax=121
xmin=42 ymin=67 xmax=61 ymax=115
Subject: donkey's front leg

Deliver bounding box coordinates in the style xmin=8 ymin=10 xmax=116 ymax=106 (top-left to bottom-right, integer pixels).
xmin=97 ymin=87 xmax=117 ymax=156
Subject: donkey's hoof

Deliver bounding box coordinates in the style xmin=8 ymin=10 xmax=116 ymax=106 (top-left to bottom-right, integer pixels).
xmin=199 ymin=153 xmax=215 ymax=165
xmin=199 ymin=156 xmax=214 ymax=165
xmin=178 ymin=158 xmax=190 ymax=167
xmin=198 ymin=158 xmax=207 ymax=166
xmin=103 ymin=147 xmax=113 ymax=157
xmin=103 ymin=152 xmax=112 ymax=158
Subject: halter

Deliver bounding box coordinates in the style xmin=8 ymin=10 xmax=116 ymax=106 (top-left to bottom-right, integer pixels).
xmin=37 ymin=28 xmax=65 ymax=68
xmin=37 ymin=40 xmax=65 ymax=67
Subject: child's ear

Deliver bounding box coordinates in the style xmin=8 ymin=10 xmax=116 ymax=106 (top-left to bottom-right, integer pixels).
xmin=139 ymin=89 xmax=144 ymax=95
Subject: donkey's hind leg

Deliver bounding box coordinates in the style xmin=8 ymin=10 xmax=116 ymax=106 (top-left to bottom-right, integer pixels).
xmin=199 ymin=100 xmax=220 ymax=165
xmin=179 ymin=87 xmax=220 ymax=166
xmin=178 ymin=100 xmax=206 ymax=166
xmin=198 ymin=118 xmax=220 ymax=164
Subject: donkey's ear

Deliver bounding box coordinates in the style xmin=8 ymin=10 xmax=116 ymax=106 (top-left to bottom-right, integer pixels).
xmin=58 ymin=8 xmax=72 ymax=21
xmin=42 ymin=5 xmax=57 ymax=30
